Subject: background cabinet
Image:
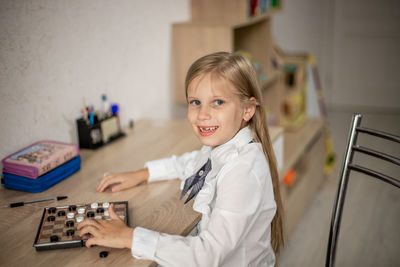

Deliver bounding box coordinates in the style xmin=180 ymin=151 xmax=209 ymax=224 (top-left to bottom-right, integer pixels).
xmin=173 ymin=15 xmax=273 ymax=102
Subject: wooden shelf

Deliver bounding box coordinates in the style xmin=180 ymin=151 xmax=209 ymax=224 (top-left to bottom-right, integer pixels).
xmin=261 ymin=69 xmax=282 ymax=88
xmin=279 ymin=118 xmax=326 ymax=236
xmin=172 ymin=15 xmax=273 ymax=104
xmin=191 ymin=0 xmax=275 ymax=24
xmin=281 ymin=118 xmax=324 ymax=178
xmin=261 ymin=70 xmax=284 ymax=125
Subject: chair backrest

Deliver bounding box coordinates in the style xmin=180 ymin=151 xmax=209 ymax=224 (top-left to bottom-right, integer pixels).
xmin=325 ymin=113 xmax=400 ymax=267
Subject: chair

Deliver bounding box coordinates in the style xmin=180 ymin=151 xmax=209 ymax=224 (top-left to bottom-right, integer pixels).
xmin=325 ymin=113 xmax=400 ymax=267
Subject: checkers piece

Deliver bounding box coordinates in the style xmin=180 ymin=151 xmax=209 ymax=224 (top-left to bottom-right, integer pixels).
xmin=47 ymin=216 xmax=55 ymax=222
xmin=96 ymin=207 xmax=104 ymax=213
xmin=87 ymin=211 xmax=95 ymax=218
xmin=96 ymin=208 xmax=104 ymax=213
xmin=57 ymin=210 xmax=66 ymax=216
xmin=66 ymin=229 xmax=75 ymax=236
xmin=50 ymin=235 xmax=59 ymax=242
xmin=48 ymin=207 xmax=57 ymax=214
xmin=77 ymin=208 xmax=85 ymax=214
xmin=68 ymin=205 xmax=77 ymax=211
xmin=76 ymin=216 xmax=84 ymax=223
xmin=99 ymin=251 xmax=108 ymax=258
xmin=66 ymin=220 xmax=74 ymax=227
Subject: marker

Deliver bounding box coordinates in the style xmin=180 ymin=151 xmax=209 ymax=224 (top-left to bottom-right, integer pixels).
xmin=4 ymin=196 xmax=68 ymax=208
xmin=89 ymin=112 xmax=94 ymax=125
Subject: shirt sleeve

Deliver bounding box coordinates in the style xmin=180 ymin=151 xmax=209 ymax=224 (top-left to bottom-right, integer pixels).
xmin=144 ymin=150 xmax=201 ymax=183
xmin=131 ymin=161 xmax=275 ymax=267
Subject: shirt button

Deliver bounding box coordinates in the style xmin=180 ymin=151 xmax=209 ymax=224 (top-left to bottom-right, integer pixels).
xmin=198 ymin=170 xmax=204 ymax=176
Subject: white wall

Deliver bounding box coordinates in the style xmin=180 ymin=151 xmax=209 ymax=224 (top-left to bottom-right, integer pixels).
xmin=0 ymin=0 xmax=190 ymax=161
xmin=273 ymin=0 xmax=400 ymax=111
xmin=331 ymin=0 xmax=400 ymax=110
xmin=2 ymin=0 xmax=399 ymax=165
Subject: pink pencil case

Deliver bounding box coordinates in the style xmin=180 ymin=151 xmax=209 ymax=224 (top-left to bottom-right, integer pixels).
xmin=2 ymin=140 xmax=80 ymax=179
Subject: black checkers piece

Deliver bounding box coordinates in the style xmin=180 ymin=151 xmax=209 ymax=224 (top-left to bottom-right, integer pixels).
xmin=48 ymin=207 xmax=56 ymax=214
xmin=66 ymin=229 xmax=75 ymax=236
xmin=66 ymin=220 xmax=74 ymax=227
xmin=96 ymin=207 xmax=104 ymax=213
xmin=57 ymin=210 xmax=66 ymax=216
xmin=50 ymin=235 xmax=59 ymax=242
xmin=68 ymin=205 xmax=76 ymax=211
xmin=99 ymin=251 xmax=108 ymax=258
xmin=86 ymin=211 xmax=95 ymax=218
xmin=47 ymin=216 xmax=55 ymax=222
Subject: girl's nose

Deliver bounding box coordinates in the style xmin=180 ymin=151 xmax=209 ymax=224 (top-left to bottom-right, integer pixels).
xmin=198 ymin=105 xmax=211 ymax=120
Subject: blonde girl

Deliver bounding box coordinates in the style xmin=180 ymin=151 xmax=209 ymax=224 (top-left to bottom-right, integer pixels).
xmin=78 ymin=51 xmax=284 ymax=266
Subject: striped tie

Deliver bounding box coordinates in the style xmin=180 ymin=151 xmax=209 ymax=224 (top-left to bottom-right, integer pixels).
xmin=180 ymin=158 xmax=212 ymax=204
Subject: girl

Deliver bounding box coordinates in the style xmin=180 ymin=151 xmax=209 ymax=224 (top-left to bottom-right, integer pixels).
xmin=78 ymin=52 xmax=284 ymax=266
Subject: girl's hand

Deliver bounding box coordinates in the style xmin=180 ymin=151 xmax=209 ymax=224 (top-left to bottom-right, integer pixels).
xmin=97 ymin=168 xmax=149 ymax=193
xmin=77 ymin=204 xmax=134 ymax=249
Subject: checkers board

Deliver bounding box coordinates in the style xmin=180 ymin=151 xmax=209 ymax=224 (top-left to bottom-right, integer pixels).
xmin=33 ymin=201 xmax=129 ymax=251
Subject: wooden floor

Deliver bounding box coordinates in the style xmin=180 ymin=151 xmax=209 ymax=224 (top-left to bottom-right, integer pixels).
xmin=278 ymin=109 xmax=400 ymax=267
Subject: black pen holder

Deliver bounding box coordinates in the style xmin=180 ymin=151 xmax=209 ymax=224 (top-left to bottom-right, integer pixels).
xmin=76 ymin=115 xmax=125 ymax=149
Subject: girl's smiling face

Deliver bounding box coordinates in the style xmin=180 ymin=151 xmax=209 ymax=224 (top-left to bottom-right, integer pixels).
xmin=187 ymin=73 xmax=252 ymax=148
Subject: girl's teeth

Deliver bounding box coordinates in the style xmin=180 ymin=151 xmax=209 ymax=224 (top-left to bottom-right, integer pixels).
xmin=200 ymin=127 xmax=217 ymax=132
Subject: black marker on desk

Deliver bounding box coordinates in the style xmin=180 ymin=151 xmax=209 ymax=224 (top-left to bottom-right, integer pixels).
xmin=4 ymin=196 xmax=68 ymax=208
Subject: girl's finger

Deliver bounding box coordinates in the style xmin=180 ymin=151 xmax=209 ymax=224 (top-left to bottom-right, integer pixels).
xmin=97 ymin=174 xmax=114 ymax=192
xmin=108 ymin=204 xmax=121 ymax=221
xmin=85 ymin=237 xmax=100 ymax=248
xmin=97 ymin=176 xmax=121 ymax=192
xmin=110 ymin=182 xmax=128 ymax=192
xmin=77 ymin=218 xmax=101 ymax=230
xmin=79 ymin=225 xmax=101 ymax=237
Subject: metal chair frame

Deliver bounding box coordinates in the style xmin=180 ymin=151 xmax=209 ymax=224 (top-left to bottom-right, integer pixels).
xmin=325 ymin=114 xmax=400 ymax=267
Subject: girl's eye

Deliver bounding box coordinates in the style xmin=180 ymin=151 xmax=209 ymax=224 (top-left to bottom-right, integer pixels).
xmin=189 ymin=100 xmax=201 ymax=106
xmin=214 ymin=99 xmax=224 ymax=106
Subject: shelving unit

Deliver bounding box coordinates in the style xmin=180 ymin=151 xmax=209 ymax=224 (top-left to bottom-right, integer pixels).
xmin=280 ymin=53 xmax=308 ymax=130
xmin=172 ymin=13 xmax=274 ymax=104
xmin=261 ymin=70 xmax=284 ymax=125
xmin=281 ymin=119 xmax=326 ymax=236
xmin=191 ymin=0 xmax=282 ymax=23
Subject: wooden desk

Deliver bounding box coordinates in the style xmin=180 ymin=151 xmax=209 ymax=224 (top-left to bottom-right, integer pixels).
xmin=0 ymin=120 xmax=282 ymax=266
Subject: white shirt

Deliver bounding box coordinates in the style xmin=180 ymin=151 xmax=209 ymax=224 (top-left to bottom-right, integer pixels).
xmin=131 ymin=127 xmax=277 ymax=267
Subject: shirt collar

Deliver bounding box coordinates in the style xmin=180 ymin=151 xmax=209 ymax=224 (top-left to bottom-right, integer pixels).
xmin=201 ymin=126 xmax=253 ymax=165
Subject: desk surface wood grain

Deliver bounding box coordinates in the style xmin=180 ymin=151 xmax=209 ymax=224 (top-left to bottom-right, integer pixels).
xmin=0 ymin=120 xmax=281 ymax=266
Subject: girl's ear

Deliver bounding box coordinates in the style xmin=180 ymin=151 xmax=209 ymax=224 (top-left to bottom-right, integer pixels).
xmin=243 ymin=97 xmax=257 ymax=122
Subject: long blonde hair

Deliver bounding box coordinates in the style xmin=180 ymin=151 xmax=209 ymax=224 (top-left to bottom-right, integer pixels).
xmin=185 ymin=51 xmax=284 ymax=254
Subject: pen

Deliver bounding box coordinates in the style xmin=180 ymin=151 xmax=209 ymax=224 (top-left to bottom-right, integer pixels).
xmin=4 ymin=196 xmax=68 ymax=208
xmin=82 ymin=98 xmax=89 ymax=125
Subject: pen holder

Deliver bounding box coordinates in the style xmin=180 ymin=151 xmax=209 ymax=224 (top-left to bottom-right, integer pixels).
xmin=76 ymin=115 xmax=125 ymax=149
